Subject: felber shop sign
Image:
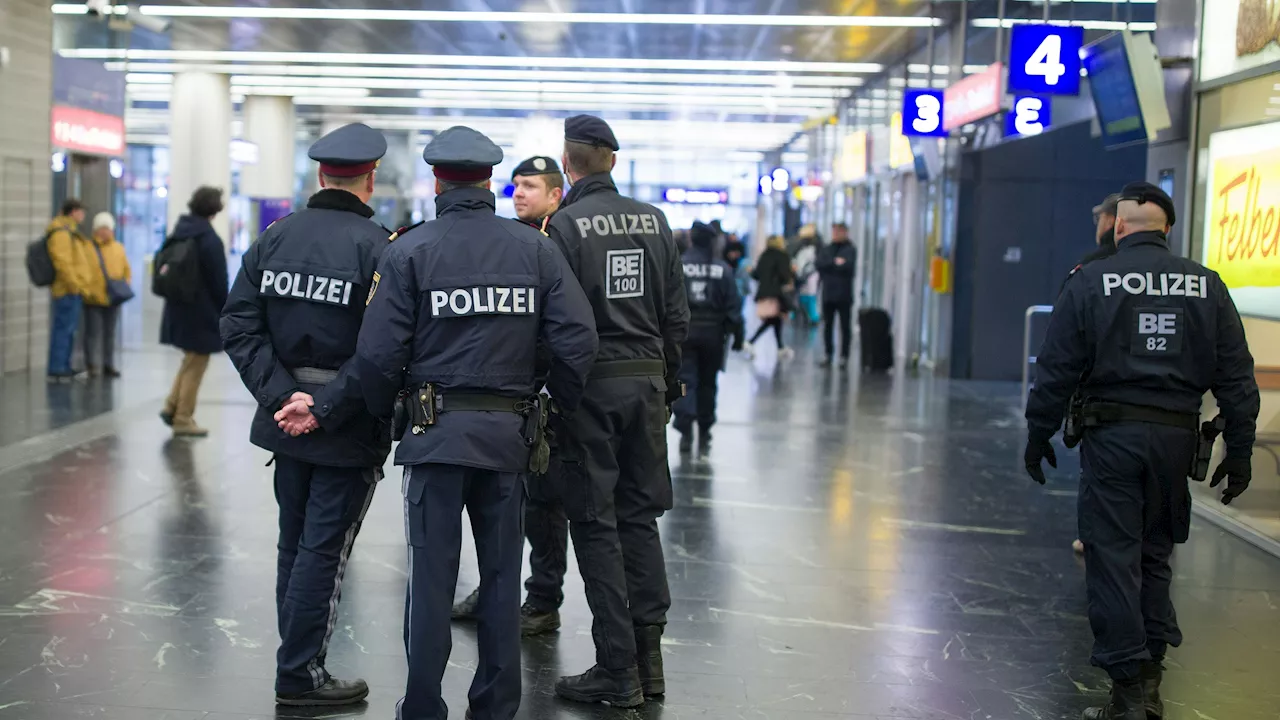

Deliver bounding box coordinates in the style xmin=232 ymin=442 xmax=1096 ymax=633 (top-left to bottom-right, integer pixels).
xmin=943 ymin=63 xmax=1004 ymax=131
xmin=51 ymin=105 xmax=125 ymax=156
xmin=51 ymin=56 xmax=126 ymax=157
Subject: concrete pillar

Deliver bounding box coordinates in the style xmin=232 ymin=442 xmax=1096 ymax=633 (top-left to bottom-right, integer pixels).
xmin=240 ymin=95 xmax=296 ymax=201
xmin=168 ymin=72 xmax=232 ymax=244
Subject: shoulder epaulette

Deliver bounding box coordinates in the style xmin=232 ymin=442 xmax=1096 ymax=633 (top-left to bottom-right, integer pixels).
xmin=264 ymin=212 xmax=294 ymax=232
xmin=388 ymin=221 xmax=425 ymax=242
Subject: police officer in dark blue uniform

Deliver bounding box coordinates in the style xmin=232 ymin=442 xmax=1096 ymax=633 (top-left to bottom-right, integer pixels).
xmin=353 ymin=126 xmax=598 ymax=720
xmin=1025 ymin=182 xmax=1259 ymax=720
xmin=544 ymin=115 xmax=690 ymax=707
xmin=220 ymin=122 xmax=392 ymax=707
xmin=453 ymin=154 xmax=570 ymax=636
xmin=672 ymin=221 xmax=744 ymax=457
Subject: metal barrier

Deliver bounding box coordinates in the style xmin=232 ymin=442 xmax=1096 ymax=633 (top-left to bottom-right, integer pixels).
xmin=1021 ymin=305 xmax=1055 ymax=408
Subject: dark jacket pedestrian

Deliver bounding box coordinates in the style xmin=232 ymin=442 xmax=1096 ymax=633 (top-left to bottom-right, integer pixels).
xmin=747 ymin=236 xmax=795 ymax=357
xmin=815 ymin=239 xmax=857 ymax=305
xmin=160 ymin=187 xmax=229 ymax=437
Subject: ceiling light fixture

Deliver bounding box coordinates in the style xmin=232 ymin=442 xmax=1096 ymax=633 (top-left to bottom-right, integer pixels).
xmin=970 ymin=18 xmax=1157 ymax=31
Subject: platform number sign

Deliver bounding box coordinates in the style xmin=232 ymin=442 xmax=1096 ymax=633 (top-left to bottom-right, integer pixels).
xmin=901 ymin=90 xmax=948 ymax=137
xmin=1007 ymin=25 xmax=1083 ymax=96
xmin=1006 ymin=96 xmax=1053 ymax=138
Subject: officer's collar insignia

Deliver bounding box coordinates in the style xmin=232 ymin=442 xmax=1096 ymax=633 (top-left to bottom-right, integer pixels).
xmin=539 ymin=217 xmax=549 ymax=236
xmin=366 ymin=271 xmax=381 ymax=306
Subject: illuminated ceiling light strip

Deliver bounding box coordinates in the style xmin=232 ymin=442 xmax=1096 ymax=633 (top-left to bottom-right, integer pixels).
xmin=128 ymin=85 xmax=371 ymax=98
xmin=62 ymin=49 xmax=883 ymax=74
xmin=51 ymin=3 xmax=129 ymax=14
xmin=405 ymin=89 xmax=833 ymax=107
xmin=130 ymin=5 xmax=940 ymax=27
xmin=906 ymin=64 xmax=990 ymax=75
xmin=970 ymin=18 xmax=1157 ymax=31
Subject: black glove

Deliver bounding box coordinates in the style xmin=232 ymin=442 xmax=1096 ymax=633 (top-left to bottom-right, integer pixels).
xmin=1210 ymin=456 xmax=1252 ymax=505
xmin=664 ymin=379 xmax=685 ymax=406
xmin=1024 ymin=435 xmax=1057 ymax=485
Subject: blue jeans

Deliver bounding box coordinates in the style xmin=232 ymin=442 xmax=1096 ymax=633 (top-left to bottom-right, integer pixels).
xmin=48 ymin=295 xmax=83 ymax=375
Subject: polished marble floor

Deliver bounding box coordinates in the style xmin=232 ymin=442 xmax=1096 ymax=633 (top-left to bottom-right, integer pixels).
xmin=1 ymin=335 xmax=1278 ymax=720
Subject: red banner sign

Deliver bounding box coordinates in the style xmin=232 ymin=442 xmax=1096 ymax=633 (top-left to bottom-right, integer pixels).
xmin=944 ymin=63 xmax=1004 ymax=131
xmin=51 ymin=105 xmax=125 ymax=157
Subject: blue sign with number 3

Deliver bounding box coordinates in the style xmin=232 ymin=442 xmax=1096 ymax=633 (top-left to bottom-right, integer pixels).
xmin=1008 ymin=25 xmax=1083 ymax=95
xmin=1005 ymin=95 xmax=1053 ymax=138
xmin=901 ymin=90 xmax=948 ymax=137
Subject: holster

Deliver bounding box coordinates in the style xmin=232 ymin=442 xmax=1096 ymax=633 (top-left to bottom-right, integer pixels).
xmin=401 ymin=383 xmax=550 ymax=474
xmin=392 ymin=389 xmax=412 ymax=441
xmin=520 ymin=393 xmax=553 ymax=475
xmin=1191 ymin=415 xmax=1227 ymax=483
xmin=1063 ymin=391 xmax=1085 ymax=449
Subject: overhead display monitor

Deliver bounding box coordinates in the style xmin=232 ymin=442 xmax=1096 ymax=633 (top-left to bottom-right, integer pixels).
xmin=1005 ymin=96 xmax=1053 ymax=138
xmin=1007 ymin=24 xmax=1084 ymax=95
xmin=1202 ymin=121 xmax=1280 ymax=321
xmin=1080 ymin=31 xmax=1171 ymax=148
xmin=900 ymin=90 xmax=948 ymax=137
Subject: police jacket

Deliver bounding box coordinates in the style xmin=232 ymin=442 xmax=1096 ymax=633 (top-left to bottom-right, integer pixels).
xmin=683 ymin=231 xmax=743 ymax=344
xmin=1058 ymin=236 xmax=1117 ymax=297
xmin=1026 ymin=230 xmax=1260 ymax=457
xmin=355 ymin=187 xmax=598 ymax=473
xmin=546 ymin=173 xmax=690 ymax=383
xmin=220 ymin=189 xmax=392 ymax=468
xmin=816 ymin=241 xmax=857 ymax=304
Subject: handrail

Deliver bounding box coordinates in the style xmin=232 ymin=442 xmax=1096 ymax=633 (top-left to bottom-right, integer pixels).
xmin=1021 ymin=305 xmax=1055 ymax=409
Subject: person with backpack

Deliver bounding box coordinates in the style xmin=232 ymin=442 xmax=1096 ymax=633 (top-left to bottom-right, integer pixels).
xmin=44 ymin=199 xmax=94 ymax=382
xmin=159 ymin=186 xmax=229 ymax=437
xmin=82 ymin=212 xmax=133 ymax=378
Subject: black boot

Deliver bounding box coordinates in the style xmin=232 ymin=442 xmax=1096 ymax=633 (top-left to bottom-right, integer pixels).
xmin=696 ymin=428 xmax=712 ymax=459
xmin=451 ymin=587 xmax=480 ymax=621
xmin=678 ymin=431 xmax=693 ymax=454
xmin=1140 ymin=661 xmax=1163 ymax=719
xmin=520 ymin=601 xmax=561 ymax=637
xmin=555 ymin=665 xmax=644 ymax=707
xmin=634 ymin=625 xmax=665 ymax=697
xmin=276 ymin=677 xmax=369 ymax=707
xmin=1082 ymin=679 xmax=1146 ymax=720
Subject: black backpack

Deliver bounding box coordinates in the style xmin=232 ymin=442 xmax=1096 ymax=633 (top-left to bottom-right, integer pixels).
xmin=152 ymin=236 xmax=202 ymax=303
xmin=26 ymin=231 xmax=56 ymax=287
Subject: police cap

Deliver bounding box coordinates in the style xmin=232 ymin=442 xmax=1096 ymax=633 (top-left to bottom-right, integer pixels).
xmin=308 ymin=123 xmax=387 ymax=177
xmin=1118 ymin=181 xmax=1176 ymax=226
xmin=564 ymin=115 xmax=620 ymax=151
xmin=423 ymin=126 xmax=504 ymax=182
xmin=512 ymin=156 xmax=561 ymax=180
xmin=1092 ymin=193 xmax=1121 ymax=220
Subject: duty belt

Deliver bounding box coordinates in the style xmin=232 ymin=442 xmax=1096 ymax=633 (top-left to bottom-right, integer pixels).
xmin=1081 ymin=401 xmax=1198 ymax=432
xmin=436 ymin=391 xmax=527 ymax=414
xmin=590 ymin=359 xmax=665 ymax=380
xmin=291 ymin=366 xmax=339 ymax=385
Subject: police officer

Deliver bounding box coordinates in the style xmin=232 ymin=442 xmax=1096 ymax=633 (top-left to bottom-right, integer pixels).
xmin=354 ymin=126 xmax=598 ymax=720
xmin=220 ymin=123 xmax=391 ymax=707
xmin=452 ymin=154 xmax=571 ymax=636
xmin=1025 ymin=182 xmax=1259 ymax=720
xmin=672 ymin=221 xmax=744 ymax=457
xmin=544 ymin=115 xmax=690 ymax=707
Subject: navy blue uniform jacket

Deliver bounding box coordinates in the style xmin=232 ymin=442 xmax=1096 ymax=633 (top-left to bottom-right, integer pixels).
xmin=355 ymin=187 xmax=598 ymax=473
xmin=220 ymin=189 xmax=392 ymax=468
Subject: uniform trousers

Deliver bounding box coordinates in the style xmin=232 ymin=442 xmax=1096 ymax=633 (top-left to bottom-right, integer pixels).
xmin=672 ymin=330 xmax=726 ymax=433
xmin=562 ymin=376 xmax=673 ymax=670
xmin=273 ymin=456 xmax=378 ymax=694
xmin=524 ymin=468 xmax=568 ymax=613
xmin=1079 ymin=421 xmax=1193 ymax=681
xmin=399 ymin=464 xmax=525 ymax=720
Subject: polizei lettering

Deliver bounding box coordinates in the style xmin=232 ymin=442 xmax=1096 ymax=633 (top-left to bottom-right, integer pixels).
xmin=429 ymin=286 xmax=537 ymax=318
xmin=1101 ymin=272 xmax=1209 ymax=298
xmin=682 ymin=262 xmax=725 ymax=279
xmin=574 ymin=213 xmax=660 ymax=238
xmin=259 ymin=270 xmax=354 ymax=306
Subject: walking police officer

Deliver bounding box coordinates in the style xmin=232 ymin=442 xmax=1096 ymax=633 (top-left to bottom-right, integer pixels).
xmin=354 ymin=126 xmax=598 ymax=720
xmin=453 ymin=154 xmax=570 ymax=636
xmin=673 ymin=220 xmax=744 ymax=457
xmin=220 ymin=123 xmax=392 ymax=707
xmin=544 ymin=115 xmax=690 ymax=707
xmin=1025 ymin=182 xmax=1259 ymax=720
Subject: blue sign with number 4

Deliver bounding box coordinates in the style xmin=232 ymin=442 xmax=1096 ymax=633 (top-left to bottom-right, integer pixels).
xmin=901 ymin=90 xmax=948 ymax=137
xmin=1008 ymin=25 xmax=1083 ymax=95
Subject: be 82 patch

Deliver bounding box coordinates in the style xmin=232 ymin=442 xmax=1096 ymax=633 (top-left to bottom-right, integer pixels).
xmin=606 ymin=249 xmax=645 ymax=299
xmin=1131 ymin=307 xmax=1183 ymax=356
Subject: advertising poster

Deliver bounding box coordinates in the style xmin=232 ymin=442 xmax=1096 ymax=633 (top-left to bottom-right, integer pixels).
xmin=1200 ymin=0 xmax=1280 ymax=83
xmin=1202 ymin=121 xmax=1280 ymax=320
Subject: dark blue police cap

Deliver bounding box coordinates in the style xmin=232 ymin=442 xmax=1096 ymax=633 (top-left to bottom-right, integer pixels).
xmin=422 ymin=126 xmax=504 ymax=182
xmin=308 ymin=123 xmax=387 ymax=177
xmin=1119 ymin=181 xmax=1176 ymax=227
xmin=565 ymin=114 xmax=620 ymax=151
xmin=512 ymin=156 xmax=561 ymax=180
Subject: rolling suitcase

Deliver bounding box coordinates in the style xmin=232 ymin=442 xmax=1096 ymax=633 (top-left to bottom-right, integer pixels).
xmin=858 ymin=308 xmax=893 ymax=372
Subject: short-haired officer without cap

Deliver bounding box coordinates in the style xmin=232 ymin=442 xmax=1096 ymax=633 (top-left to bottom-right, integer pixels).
xmin=1025 ymin=181 xmax=1259 ymax=720
xmin=451 ymin=153 xmax=573 ymax=636
xmin=354 ymin=125 xmax=598 ymax=720
xmin=672 ymin=220 xmax=744 ymax=457
xmin=220 ymin=122 xmax=392 ymax=708
xmin=544 ymin=114 xmax=690 ymax=707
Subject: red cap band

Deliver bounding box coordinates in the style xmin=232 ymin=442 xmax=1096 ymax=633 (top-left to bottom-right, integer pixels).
xmin=433 ymin=165 xmax=493 ymax=182
xmin=319 ymin=161 xmax=378 ymax=177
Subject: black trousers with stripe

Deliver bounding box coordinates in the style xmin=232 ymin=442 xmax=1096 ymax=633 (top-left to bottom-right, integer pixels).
xmin=273 ymin=456 xmax=379 ymax=694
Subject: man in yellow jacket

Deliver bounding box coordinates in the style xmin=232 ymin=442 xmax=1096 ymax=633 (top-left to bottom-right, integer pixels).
xmin=46 ymin=199 xmax=95 ymax=382
xmin=83 ymin=212 xmax=132 ymax=377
